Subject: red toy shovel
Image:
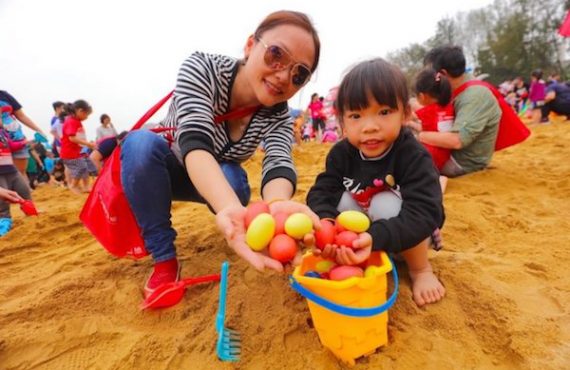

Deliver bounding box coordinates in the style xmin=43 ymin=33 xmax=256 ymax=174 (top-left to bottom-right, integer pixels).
xmin=19 ymin=200 xmax=39 ymax=216
xmin=8 ymin=199 xmax=39 ymax=216
xmin=140 ymin=274 xmax=221 ymax=310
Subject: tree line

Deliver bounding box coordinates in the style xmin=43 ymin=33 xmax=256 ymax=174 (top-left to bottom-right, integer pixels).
xmin=387 ymin=0 xmax=569 ymax=85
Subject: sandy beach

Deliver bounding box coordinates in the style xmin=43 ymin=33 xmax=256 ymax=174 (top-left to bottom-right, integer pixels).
xmin=1 ymin=121 xmax=569 ymax=370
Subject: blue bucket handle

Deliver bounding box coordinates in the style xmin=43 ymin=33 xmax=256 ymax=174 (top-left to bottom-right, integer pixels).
xmin=289 ymin=258 xmax=398 ymax=317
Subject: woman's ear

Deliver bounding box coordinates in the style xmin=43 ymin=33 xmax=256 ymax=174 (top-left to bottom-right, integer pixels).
xmin=243 ymin=34 xmax=256 ymax=61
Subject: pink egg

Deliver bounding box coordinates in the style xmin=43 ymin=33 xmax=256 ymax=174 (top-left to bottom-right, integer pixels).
xmin=273 ymin=211 xmax=289 ymax=235
xmin=334 ymin=231 xmax=358 ymax=249
xmin=314 ymin=219 xmax=336 ymax=250
xmin=329 ymin=265 xmax=364 ymax=281
xmin=245 ymin=201 xmax=270 ymax=228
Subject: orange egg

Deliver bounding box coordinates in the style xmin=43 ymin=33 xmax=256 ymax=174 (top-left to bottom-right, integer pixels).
xmin=334 ymin=231 xmax=358 ymax=249
xmin=314 ymin=219 xmax=336 ymax=250
xmin=268 ymin=234 xmax=298 ymax=263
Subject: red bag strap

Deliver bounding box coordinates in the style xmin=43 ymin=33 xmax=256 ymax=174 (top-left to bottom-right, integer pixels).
xmin=452 ymin=80 xmax=498 ymax=100
xmin=130 ymin=90 xmax=260 ymax=131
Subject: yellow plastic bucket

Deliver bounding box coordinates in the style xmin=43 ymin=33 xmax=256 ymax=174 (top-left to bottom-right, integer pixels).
xmin=290 ymin=252 xmax=398 ymax=366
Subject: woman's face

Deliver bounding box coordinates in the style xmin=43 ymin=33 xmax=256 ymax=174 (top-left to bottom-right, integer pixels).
xmin=244 ymin=25 xmax=315 ymax=107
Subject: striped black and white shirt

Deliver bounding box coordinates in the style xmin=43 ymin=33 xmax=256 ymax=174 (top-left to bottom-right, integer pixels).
xmin=161 ymin=51 xmax=296 ymax=192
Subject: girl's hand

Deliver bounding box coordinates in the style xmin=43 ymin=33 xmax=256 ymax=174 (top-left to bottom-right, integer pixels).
xmin=216 ymin=204 xmax=283 ymax=272
xmin=0 ymin=188 xmax=24 ymax=203
xmin=335 ymin=232 xmax=373 ymax=265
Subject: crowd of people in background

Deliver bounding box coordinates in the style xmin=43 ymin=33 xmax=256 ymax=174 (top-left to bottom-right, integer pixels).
xmin=499 ymin=71 xmax=570 ymax=123
xmin=0 ymin=89 xmax=123 ymax=236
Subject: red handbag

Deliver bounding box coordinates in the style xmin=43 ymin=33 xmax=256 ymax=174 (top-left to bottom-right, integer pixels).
xmin=80 ymin=92 xmax=259 ymax=259
xmin=452 ymin=80 xmax=531 ymax=151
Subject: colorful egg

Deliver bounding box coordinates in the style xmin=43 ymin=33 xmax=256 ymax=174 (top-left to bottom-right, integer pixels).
xmin=284 ymin=213 xmax=313 ymax=239
xmin=315 ymin=260 xmax=336 ymax=273
xmin=245 ymin=201 xmax=270 ymax=228
xmin=364 ymin=265 xmax=380 ymax=278
xmin=268 ymin=234 xmax=298 ymax=263
xmin=334 ymin=231 xmax=359 ymax=249
xmin=273 ymin=211 xmax=289 ymax=235
xmin=304 ymin=271 xmax=321 ymax=278
xmin=314 ymin=219 xmax=336 ymax=250
xmin=246 ymin=213 xmax=275 ymax=251
xmin=336 ymin=211 xmax=370 ymax=233
xmin=329 ymin=265 xmax=364 ymax=281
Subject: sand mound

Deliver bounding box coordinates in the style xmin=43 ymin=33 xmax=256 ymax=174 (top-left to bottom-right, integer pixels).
xmin=1 ymin=122 xmax=569 ymax=369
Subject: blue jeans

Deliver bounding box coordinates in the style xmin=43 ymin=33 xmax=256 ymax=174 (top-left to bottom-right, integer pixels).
xmin=121 ymin=130 xmax=251 ymax=262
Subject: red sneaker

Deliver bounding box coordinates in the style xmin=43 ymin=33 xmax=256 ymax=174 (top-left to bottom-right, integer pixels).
xmin=143 ymin=258 xmax=180 ymax=299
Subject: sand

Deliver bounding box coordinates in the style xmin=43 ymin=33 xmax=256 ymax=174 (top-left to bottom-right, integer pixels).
xmin=1 ymin=121 xmax=569 ymax=370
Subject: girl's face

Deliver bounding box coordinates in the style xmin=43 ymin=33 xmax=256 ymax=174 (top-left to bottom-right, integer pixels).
xmin=103 ymin=117 xmax=111 ymax=125
xmin=416 ymin=92 xmax=436 ymax=106
xmin=243 ymin=24 xmax=315 ymax=107
xmin=76 ymin=109 xmax=91 ymax=121
xmin=342 ymin=94 xmax=408 ymax=158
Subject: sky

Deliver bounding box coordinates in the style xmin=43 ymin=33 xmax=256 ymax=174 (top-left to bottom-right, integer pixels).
xmin=0 ymin=0 xmax=494 ymax=140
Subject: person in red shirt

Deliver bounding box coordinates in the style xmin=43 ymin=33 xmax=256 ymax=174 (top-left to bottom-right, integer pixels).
xmin=412 ymin=67 xmax=454 ymax=192
xmin=60 ymin=100 xmax=95 ymax=194
xmin=307 ymin=93 xmax=325 ymax=139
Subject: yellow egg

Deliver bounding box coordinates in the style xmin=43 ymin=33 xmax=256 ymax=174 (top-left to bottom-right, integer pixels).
xmin=246 ymin=213 xmax=275 ymax=251
xmin=315 ymin=260 xmax=335 ymax=273
xmin=284 ymin=213 xmax=313 ymax=239
xmin=337 ymin=211 xmax=370 ymax=233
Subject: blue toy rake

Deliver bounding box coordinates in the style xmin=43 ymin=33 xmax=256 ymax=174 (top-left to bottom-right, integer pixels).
xmin=215 ymin=262 xmax=240 ymax=361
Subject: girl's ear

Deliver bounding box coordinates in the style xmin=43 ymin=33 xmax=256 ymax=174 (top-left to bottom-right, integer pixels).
xmin=243 ymin=34 xmax=256 ymax=61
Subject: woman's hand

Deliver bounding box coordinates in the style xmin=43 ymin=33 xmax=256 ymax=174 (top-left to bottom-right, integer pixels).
xmin=216 ymin=204 xmax=284 ymax=272
xmin=334 ymin=232 xmax=372 ymax=265
xmin=0 ymin=187 xmax=23 ymax=203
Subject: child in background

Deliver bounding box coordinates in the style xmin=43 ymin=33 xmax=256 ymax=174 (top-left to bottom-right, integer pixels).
xmin=413 ymin=67 xmax=454 ymax=192
xmin=528 ymin=69 xmax=547 ymax=124
xmin=60 ymin=100 xmax=95 ymax=194
xmin=52 ymin=159 xmax=66 ymax=186
xmin=0 ymin=118 xmax=32 ymax=236
xmin=301 ymin=122 xmax=313 ymax=142
xmin=307 ymin=58 xmax=445 ymax=307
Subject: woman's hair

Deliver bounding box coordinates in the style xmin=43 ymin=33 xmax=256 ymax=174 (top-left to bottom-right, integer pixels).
xmin=335 ymin=58 xmax=410 ymax=121
xmin=415 ymin=67 xmax=452 ymax=106
xmin=311 ymin=93 xmax=319 ymax=100
xmin=65 ymin=99 xmax=92 ymax=116
xmin=100 ymin=113 xmax=110 ymax=124
xmin=253 ymin=10 xmax=320 ymax=73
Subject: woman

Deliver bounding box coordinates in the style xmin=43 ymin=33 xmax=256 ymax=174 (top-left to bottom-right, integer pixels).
xmin=95 ymin=114 xmax=118 ymax=143
xmin=120 ymin=10 xmax=322 ymax=296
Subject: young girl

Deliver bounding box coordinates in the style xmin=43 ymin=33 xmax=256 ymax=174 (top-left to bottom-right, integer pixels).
xmin=528 ymin=69 xmax=547 ymax=124
xmin=60 ymin=100 xmax=95 ymax=194
xmin=118 ymin=10 xmax=321 ymax=297
xmin=307 ymin=58 xmax=445 ymax=307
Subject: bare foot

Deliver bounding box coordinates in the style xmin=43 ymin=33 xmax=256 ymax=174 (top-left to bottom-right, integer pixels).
xmin=409 ymin=267 xmax=445 ymax=307
xmin=68 ymin=186 xmax=82 ymax=195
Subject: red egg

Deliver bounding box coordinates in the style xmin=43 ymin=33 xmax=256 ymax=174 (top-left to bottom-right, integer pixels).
xmin=335 ymin=217 xmax=347 ymax=233
xmin=314 ymin=219 xmax=336 ymax=250
xmin=329 ymin=265 xmax=364 ymax=281
xmin=268 ymin=234 xmax=298 ymax=263
xmin=334 ymin=231 xmax=358 ymax=249
xmin=245 ymin=201 xmax=270 ymax=228
xmin=273 ymin=211 xmax=289 ymax=235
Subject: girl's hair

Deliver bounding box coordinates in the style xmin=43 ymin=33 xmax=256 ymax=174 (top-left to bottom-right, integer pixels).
xmin=415 ymin=67 xmax=452 ymax=106
xmin=311 ymin=93 xmax=319 ymax=100
xmin=65 ymin=100 xmax=92 ymax=116
xmin=100 ymin=113 xmax=110 ymax=124
xmin=531 ymin=69 xmax=543 ymax=80
xmin=253 ymin=10 xmax=320 ymax=73
xmin=335 ymin=58 xmax=409 ymax=121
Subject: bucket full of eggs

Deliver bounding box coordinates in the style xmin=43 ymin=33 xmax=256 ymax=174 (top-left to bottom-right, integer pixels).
xmin=289 ymin=212 xmax=398 ymax=366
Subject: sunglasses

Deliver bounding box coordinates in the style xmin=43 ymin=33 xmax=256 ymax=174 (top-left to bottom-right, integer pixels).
xmin=257 ymin=38 xmax=312 ymax=87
